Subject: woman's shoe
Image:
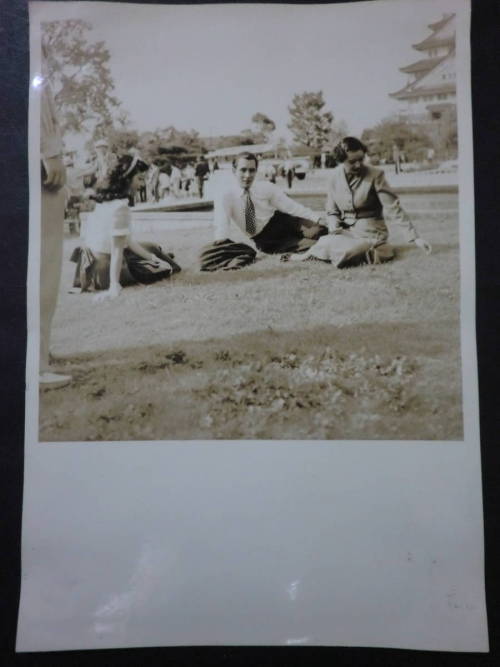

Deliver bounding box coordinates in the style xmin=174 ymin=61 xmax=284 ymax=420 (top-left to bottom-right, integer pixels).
xmin=39 ymin=372 xmax=72 ymax=389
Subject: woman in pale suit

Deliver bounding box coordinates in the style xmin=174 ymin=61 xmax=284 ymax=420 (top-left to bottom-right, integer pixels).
xmin=287 ymin=137 xmax=431 ymax=267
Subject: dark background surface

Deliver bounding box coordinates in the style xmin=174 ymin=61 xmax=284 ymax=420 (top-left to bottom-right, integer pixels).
xmin=1 ymin=0 xmax=499 ymax=665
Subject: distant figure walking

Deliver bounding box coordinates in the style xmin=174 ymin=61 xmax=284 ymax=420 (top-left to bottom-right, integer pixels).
xmin=182 ymin=163 xmax=195 ymax=196
xmin=146 ymin=161 xmax=160 ymax=202
xmin=170 ymin=164 xmax=182 ymax=197
xmin=392 ymin=142 xmax=401 ymax=174
xmin=284 ymin=158 xmax=295 ymax=188
xmin=94 ymin=138 xmax=118 ymax=180
xmin=195 ymin=155 xmax=210 ymax=198
xmin=158 ymin=169 xmax=171 ymax=200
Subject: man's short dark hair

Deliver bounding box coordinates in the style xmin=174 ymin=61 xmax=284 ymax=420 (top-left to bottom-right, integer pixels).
xmin=333 ymin=137 xmax=368 ymax=163
xmin=232 ymin=152 xmax=259 ymax=169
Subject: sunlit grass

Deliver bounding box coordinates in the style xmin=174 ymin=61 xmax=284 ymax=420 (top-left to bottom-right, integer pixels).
xmin=40 ymin=195 xmax=462 ymax=441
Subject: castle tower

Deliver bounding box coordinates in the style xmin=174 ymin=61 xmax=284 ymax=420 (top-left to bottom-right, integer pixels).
xmin=389 ymin=13 xmax=456 ymax=124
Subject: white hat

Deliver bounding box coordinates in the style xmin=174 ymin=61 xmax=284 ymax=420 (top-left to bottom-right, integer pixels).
xmin=95 ymin=139 xmax=109 ymax=148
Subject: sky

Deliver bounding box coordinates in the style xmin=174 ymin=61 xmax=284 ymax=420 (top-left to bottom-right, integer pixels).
xmin=33 ymin=0 xmax=461 ymax=142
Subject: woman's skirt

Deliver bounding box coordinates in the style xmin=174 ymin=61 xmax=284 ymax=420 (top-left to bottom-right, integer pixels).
xmin=306 ymin=231 xmax=394 ymax=268
xmin=71 ymin=241 xmax=181 ymax=291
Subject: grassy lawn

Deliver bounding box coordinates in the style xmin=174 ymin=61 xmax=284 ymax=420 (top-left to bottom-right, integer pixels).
xmin=39 ymin=194 xmax=463 ymax=441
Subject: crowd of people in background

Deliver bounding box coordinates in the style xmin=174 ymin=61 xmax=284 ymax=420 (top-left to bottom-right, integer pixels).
xmin=63 ymin=139 xmax=335 ymax=231
xmin=72 ymin=141 xmax=219 ymax=205
xmin=63 ymin=130 xmax=449 ymax=228
xmin=65 ymin=136 xmax=425 ymax=226
xmin=62 ymin=135 xmax=433 ymax=249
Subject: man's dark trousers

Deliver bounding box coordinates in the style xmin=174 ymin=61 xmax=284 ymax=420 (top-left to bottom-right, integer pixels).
xmin=199 ymin=211 xmax=327 ymax=271
xmin=252 ymin=211 xmax=327 ymax=254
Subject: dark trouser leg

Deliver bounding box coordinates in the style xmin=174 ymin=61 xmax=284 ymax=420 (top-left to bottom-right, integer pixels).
xmin=199 ymin=240 xmax=256 ymax=271
xmin=124 ymin=241 xmax=181 ymax=284
xmin=253 ymin=211 xmax=328 ymax=255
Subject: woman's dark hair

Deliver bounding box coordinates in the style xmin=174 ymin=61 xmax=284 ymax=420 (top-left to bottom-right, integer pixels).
xmin=232 ymin=152 xmax=259 ymax=169
xmin=333 ymin=137 xmax=368 ymax=163
xmin=92 ymin=154 xmax=149 ymax=206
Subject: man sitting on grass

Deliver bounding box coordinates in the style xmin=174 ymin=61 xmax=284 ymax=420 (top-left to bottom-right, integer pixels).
xmin=199 ymin=152 xmax=328 ymax=271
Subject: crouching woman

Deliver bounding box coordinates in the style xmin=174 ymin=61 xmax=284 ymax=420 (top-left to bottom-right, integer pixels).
xmin=71 ymin=154 xmax=181 ymax=300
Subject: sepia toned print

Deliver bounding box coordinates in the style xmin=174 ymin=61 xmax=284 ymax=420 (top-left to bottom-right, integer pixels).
xmin=36 ymin=0 xmax=463 ymax=441
xmin=17 ymin=0 xmax=488 ymax=656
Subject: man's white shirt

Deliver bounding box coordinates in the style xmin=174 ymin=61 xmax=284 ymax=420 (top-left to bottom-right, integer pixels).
xmin=213 ymin=176 xmax=322 ymax=242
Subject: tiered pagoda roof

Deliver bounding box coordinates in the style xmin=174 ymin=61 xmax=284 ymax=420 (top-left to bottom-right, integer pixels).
xmin=428 ymin=15 xmax=453 ymax=31
xmin=399 ymin=56 xmax=445 ymax=80
xmin=390 ymin=14 xmax=455 ymax=101
xmin=412 ymin=13 xmax=455 ymax=51
xmin=412 ymin=33 xmax=454 ymax=52
xmin=390 ymin=82 xmax=455 ymax=101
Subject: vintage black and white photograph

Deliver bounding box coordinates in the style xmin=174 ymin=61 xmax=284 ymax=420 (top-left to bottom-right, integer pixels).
xmin=17 ymin=0 xmax=490 ymax=655
xmin=35 ymin=0 xmax=465 ymax=441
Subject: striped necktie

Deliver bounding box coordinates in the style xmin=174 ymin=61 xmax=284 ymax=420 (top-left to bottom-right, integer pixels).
xmin=244 ymin=189 xmax=256 ymax=236
xmin=347 ymin=172 xmax=359 ymax=188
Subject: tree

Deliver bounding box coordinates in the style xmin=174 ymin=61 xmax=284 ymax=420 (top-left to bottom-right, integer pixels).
xmin=361 ymin=116 xmax=432 ymax=162
xmin=106 ymin=127 xmax=140 ymax=154
xmin=431 ymin=107 xmax=457 ymax=159
xmin=137 ymin=131 xmax=161 ymax=161
xmin=327 ymin=119 xmax=349 ymax=149
xmin=42 ymin=19 xmax=120 ymax=134
xmin=135 ymin=126 xmax=207 ymax=163
xmin=287 ymin=91 xmax=333 ymax=150
xmin=251 ymin=112 xmax=276 ymax=140
xmin=239 ymin=129 xmax=258 ymax=145
xmin=157 ymin=126 xmax=207 ymax=155
xmin=203 ymin=134 xmax=258 ymax=151
xmin=240 ymin=128 xmax=269 ymax=145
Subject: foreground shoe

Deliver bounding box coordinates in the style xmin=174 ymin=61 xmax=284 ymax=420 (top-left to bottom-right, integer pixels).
xmin=39 ymin=372 xmax=72 ymax=389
